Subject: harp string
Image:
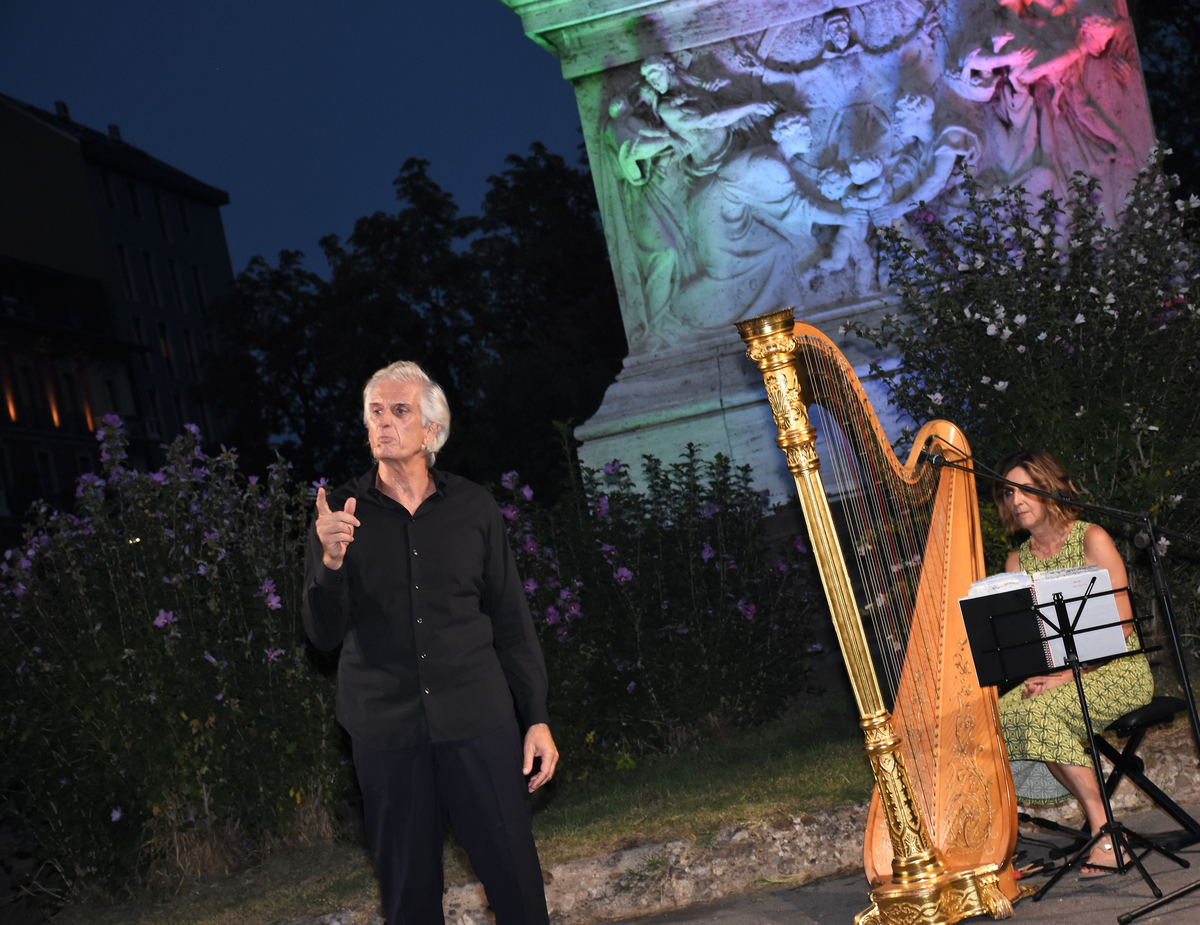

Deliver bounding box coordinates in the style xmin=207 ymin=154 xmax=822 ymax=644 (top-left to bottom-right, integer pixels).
xmin=796 ymin=336 xmax=944 ymax=817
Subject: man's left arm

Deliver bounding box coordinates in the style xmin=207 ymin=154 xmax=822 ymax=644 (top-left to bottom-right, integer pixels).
xmin=482 ymin=504 xmax=558 ymax=791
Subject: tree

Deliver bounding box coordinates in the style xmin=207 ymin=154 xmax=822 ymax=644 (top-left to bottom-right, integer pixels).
xmin=850 ymin=156 xmax=1200 ymax=638
xmin=206 ymin=148 xmax=625 ymax=494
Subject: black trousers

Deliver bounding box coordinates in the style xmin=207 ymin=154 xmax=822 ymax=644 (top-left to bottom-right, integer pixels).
xmin=352 ymin=717 xmax=549 ymax=925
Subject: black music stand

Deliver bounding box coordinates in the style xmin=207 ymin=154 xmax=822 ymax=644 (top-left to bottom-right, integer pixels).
xmin=963 ymin=579 xmax=1190 ymax=900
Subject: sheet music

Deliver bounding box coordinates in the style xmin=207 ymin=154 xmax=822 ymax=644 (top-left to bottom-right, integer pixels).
xmin=1031 ymin=566 xmax=1128 ymax=667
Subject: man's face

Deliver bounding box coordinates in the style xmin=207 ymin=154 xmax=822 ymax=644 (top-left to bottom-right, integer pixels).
xmin=367 ymin=379 xmax=437 ymax=466
xmin=827 ymin=18 xmax=851 ymax=51
xmin=642 ymin=63 xmax=670 ymax=94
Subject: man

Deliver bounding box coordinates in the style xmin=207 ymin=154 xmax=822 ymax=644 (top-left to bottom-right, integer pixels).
xmin=303 ymin=360 xmax=558 ymax=924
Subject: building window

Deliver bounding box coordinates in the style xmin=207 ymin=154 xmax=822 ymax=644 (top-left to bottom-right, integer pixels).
xmin=116 ymin=243 xmax=136 ymax=299
xmin=158 ymin=324 xmax=175 ymax=376
xmin=17 ymin=365 xmax=40 ymax=419
xmin=177 ymin=195 xmax=191 ymax=234
xmin=127 ymin=178 xmax=141 ymax=217
xmin=182 ymin=329 xmax=199 ymax=378
xmin=152 ymin=189 xmax=171 ymax=241
xmin=142 ymin=252 xmax=162 ymax=306
xmin=167 ymin=259 xmax=186 ymax=312
xmin=35 ymin=449 xmax=58 ymax=499
xmin=146 ymin=390 xmax=162 ymax=439
xmin=101 ymin=170 xmax=117 ymax=210
xmin=132 ymin=317 xmax=150 ymax=371
xmin=191 ymin=266 xmax=208 ymax=314
xmin=104 ymin=378 xmax=120 ymax=414
xmin=0 ymin=445 xmax=11 ymax=516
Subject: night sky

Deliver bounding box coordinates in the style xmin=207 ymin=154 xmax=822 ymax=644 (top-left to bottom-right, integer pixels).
xmin=0 ymin=1 xmax=584 ymax=276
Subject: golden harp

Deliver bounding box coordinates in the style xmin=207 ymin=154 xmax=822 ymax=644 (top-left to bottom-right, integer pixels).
xmin=736 ymin=309 xmax=1023 ymax=925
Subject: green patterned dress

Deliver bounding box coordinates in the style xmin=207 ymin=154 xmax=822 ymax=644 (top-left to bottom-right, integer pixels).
xmin=997 ymin=520 xmax=1154 ymax=804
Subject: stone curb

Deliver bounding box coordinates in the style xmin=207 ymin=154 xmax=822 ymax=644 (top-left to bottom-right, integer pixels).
xmin=283 ymin=722 xmax=1200 ymax=925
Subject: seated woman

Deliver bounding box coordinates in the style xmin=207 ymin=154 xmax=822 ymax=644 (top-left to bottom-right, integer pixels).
xmin=994 ymin=449 xmax=1153 ymax=878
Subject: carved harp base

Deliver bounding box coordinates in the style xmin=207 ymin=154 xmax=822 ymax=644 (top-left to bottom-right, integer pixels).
xmin=856 ymin=864 xmax=1018 ymax=925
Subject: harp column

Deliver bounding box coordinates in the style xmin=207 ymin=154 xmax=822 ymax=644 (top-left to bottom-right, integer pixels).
xmin=736 ymin=307 xmax=944 ymax=881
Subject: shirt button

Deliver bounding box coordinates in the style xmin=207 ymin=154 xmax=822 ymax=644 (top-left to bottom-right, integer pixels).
xmin=423 ymin=688 xmax=430 ymax=694
xmin=420 ymin=652 xmax=427 ymax=659
xmin=416 ymin=617 xmax=423 ymax=624
xmin=414 ymin=584 xmax=419 ymax=590
xmin=413 ymin=548 xmax=419 ymax=555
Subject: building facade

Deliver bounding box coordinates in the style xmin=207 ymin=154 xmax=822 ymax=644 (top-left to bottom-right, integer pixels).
xmin=0 ymin=93 xmax=233 ymax=536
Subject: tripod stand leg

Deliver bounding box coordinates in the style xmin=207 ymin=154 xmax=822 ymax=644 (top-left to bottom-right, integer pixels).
xmin=1118 ymin=877 xmax=1200 ymax=925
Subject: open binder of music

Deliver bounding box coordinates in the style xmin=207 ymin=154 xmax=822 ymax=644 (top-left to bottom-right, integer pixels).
xmin=958 ymin=566 xmax=1129 ymax=687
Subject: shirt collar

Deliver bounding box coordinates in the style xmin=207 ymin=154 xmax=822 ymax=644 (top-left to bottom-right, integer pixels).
xmin=357 ymin=464 xmax=447 ymax=500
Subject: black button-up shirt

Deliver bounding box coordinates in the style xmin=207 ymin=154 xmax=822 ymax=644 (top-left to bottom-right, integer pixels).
xmin=302 ymin=466 xmax=550 ymax=749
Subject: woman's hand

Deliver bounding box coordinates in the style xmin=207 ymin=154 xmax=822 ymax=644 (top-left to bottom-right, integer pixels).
xmin=1022 ymin=672 xmax=1071 ymax=698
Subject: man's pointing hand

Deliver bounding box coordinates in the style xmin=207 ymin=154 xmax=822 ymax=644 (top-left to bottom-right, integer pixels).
xmin=315 ymin=487 xmax=360 ymax=570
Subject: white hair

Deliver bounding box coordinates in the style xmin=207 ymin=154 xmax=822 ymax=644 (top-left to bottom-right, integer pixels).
xmin=361 ymin=361 xmax=451 ymax=466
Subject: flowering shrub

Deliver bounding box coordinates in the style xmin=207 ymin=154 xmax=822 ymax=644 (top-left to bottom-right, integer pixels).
xmin=0 ymin=418 xmax=346 ymax=890
xmin=498 ymin=448 xmax=820 ymax=764
xmin=850 ymin=149 xmax=1200 ymax=644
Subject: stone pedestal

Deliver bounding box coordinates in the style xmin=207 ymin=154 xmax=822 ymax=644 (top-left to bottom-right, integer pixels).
xmin=502 ymin=0 xmax=1155 ymax=487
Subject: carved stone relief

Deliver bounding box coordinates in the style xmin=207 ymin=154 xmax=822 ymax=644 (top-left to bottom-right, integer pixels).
xmin=589 ymin=0 xmax=1153 ymax=355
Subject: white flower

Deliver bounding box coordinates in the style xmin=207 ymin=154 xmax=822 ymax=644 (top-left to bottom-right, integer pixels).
xmin=1105 ymin=293 xmax=1116 ymax=304
xmin=1001 ymin=327 xmax=1012 ymax=340
xmin=1054 ymin=283 xmax=1062 ymax=292
xmin=964 ymin=307 xmax=972 ymax=318
xmin=1173 ymin=495 xmax=1183 ymax=503
xmin=1088 ymin=286 xmax=1100 ymax=295
xmin=1137 ymin=253 xmax=1148 ymax=265
xmin=1148 ymin=425 xmax=1160 ymax=431
xmin=838 ymin=324 xmax=847 ymax=334
xmin=1075 ymin=407 xmax=1085 ymax=417
xmin=1074 ymin=313 xmax=1086 ymax=323
xmin=1191 ymin=194 xmax=1200 ymax=209
xmin=981 ymin=376 xmax=991 ymax=385
xmin=930 ymin=392 xmax=944 ymax=405
xmin=1037 ymin=332 xmax=1048 ymax=341
xmin=957 ymin=262 xmax=970 ymax=272
xmin=974 ymin=256 xmax=985 ymax=269
xmin=1014 ymin=314 xmax=1027 ymax=326
xmin=1017 ymin=345 xmax=1026 ymax=354
xmin=987 ymin=323 xmax=998 ymax=336
xmin=995 ymin=306 xmax=1006 ymax=319
xmin=1034 ymin=236 xmax=1046 ymax=249
xmin=1177 ymin=200 xmax=1186 ymax=212
xmin=998 ymin=266 xmax=1008 ymax=275
xmin=995 ymin=381 xmax=1009 ymax=392
xmin=1157 ymin=537 xmax=1171 ymax=556
xmin=1039 ymin=224 xmax=1051 ymax=235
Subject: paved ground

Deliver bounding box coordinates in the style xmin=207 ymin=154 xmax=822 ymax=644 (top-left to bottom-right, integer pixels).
xmin=630 ymin=804 xmax=1200 ymax=925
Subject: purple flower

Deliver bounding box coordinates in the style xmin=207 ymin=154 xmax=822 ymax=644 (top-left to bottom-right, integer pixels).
xmin=501 ymin=470 xmax=519 ymax=490
xmin=265 ymin=593 xmax=282 ymax=610
xmin=522 ymin=536 xmax=538 ymax=555
xmin=197 ymin=564 xmax=207 ymax=576
xmin=596 ymin=496 xmax=609 ymax=517
xmin=614 ymin=566 xmax=633 ymax=584
xmin=916 ymin=208 xmax=937 ymax=225
xmin=15 ymin=660 xmax=25 ymax=675
xmin=258 ymin=578 xmax=276 ymax=596
xmin=216 ymin=692 xmax=224 ymax=701
xmin=795 ymin=536 xmax=808 ymax=554
xmin=13 ymin=583 xmax=26 ymax=597
xmin=101 ymin=413 xmax=122 ymax=427
xmin=500 ymin=504 xmax=520 ymax=521
xmin=204 ymin=653 xmax=217 ymax=665
xmin=702 ymin=502 xmax=722 ymax=519
xmin=111 ymin=807 xmax=123 ymax=822
xmin=545 ymin=606 xmax=561 ymax=625
xmin=18 ymin=558 xmax=31 ymax=571
xmin=701 ymin=542 xmax=715 ymax=562
xmin=149 ymin=471 xmax=166 ymax=484
xmin=521 ymin=485 xmax=533 ymax=501
xmin=627 ymin=681 xmax=636 ymax=693
xmin=567 ymin=602 xmax=581 ymax=617
xmin=723 ymin=553 xmax=738 ymax=570
xmin=523 ymin=577 xmax=538 ymax=594
xmin=559 ymin=589 xmax=570 ymax=600
xmin=557 ymin=626 xmax=569 ymax=643
xmin=759 ymin=489 xmax=771 ymax=503
xmin=311 ymin=477 xmax=328 ymax=490
xmin=603 ymin=460 xmax=622 ymax=475
xmin=737 ymin=599 xmax=756 ymax=621
xmin=600 ymin=543 xmax=617 ymax=555
xmin=773 ymin=559 xmax=788 ymax=574
xmin=807 ymin=643 xmax=824 ymax=653
xmin=248 ymin=476 xmax=259 ymax=485
xmin=264 ymin=648 xmax=284 ymax=661
xmin=203 ymin=531 xmax=220 ymax=542
xmin=153 ymin=609 xmax=177 ymax=627
xmin=184 ymin=422 xmax=201 ymax=436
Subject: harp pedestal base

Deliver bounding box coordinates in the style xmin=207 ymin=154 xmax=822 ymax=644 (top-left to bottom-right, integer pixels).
xmin=856 ymin=864 xmax=1020 ymax=925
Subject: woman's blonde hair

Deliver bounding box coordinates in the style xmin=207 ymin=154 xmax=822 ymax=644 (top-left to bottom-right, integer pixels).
xmin=993 ymin=449 xmax=1080 ymax=533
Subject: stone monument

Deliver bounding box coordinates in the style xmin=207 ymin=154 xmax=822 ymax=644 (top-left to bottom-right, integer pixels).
xmin=501 ymin=0 xmax=1155 ymax=499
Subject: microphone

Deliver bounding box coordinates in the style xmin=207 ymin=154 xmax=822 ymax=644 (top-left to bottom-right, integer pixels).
xmin=919 ymin=450 xmax=946 ymax=467
xmin=1134 ymin=531 xmax=1150 ymax=550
